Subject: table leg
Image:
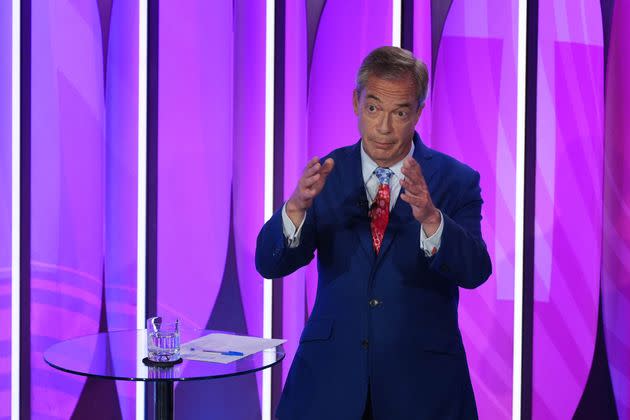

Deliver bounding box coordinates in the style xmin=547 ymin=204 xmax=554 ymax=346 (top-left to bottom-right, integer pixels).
xmin=153 ymin=381 xmax=174 ymax=420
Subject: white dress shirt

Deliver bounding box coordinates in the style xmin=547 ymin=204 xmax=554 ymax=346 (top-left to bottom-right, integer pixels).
xmin=281 ymin=142 xmax=444 ymax=257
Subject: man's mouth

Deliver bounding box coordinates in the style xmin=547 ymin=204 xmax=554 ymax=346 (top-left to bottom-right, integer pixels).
xmin=372 ymin=140 xmax=394 ymax=148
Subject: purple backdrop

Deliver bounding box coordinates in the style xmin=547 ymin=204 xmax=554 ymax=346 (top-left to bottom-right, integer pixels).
xmin=534 ymin=1 xmax=604 ymax=418
xmin=428 ymin=1 xmax=518 ymax=417
xmin=104 ymin=1 xmax=140 ymax=417
xmin=6 ymin=1 xmax=628 ymax=418
xmin=412 ymin=0 xmax=432 ymax=142
xmin=31 ymin=1 xmax=105 ymax=417
xmin=0 ymin=2 xmax=12 ymax=418
xmin=157 ymin=0 xmax=233 ymax=331
xmin=232 ymin=0 xmax=267 ymax=388
xmin=603 ymin=1 xmax=630 ymax=418
xmin=157 ymin=1 xmax=265 ymax=417
xmin=30 ymin=1 xmax=138 ymax=418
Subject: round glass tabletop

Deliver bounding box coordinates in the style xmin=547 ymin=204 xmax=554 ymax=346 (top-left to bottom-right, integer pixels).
xmin=44 ymin=329 xmax=285 ymax=382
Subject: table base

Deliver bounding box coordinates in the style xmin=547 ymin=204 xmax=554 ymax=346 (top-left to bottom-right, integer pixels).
xmin=148 ymin=381 xmax=174 ymax=420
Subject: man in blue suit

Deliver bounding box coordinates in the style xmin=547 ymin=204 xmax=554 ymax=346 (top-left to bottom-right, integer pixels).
xmin=256 ymin=46 xmax=492 ymax=419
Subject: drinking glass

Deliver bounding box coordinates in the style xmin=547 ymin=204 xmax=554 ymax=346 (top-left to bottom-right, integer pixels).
xmin=146 ymin=317 xmax=180 ymax=363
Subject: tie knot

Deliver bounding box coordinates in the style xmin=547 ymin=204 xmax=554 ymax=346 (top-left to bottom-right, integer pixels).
xmin=374 ymin=167 xmax=393 ymax=185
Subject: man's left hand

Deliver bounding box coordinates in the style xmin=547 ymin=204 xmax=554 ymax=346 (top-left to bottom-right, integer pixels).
xmin=400 ymin=156 xmax=441 ymax=236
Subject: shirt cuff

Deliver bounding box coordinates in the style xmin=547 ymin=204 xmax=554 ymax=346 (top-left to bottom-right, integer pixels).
xmin=282 ymin=203 xmax=306 ymax=248
xmin=420 ymin=210 xmax=444 ymax=257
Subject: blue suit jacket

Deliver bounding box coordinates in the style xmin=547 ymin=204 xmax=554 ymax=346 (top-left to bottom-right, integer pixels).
xmin=256 ymin=134 xmax=492 ymax=419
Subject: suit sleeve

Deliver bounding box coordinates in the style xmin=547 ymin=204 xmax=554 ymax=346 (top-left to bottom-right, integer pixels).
xmin=255 ymin=204 xmax=317 ymax=279
xmin=428 ymin=170 xmax=492 ymax=289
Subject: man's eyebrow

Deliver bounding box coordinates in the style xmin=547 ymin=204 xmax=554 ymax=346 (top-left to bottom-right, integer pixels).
xmin=366 ymin=95 xmax=413 ymax=109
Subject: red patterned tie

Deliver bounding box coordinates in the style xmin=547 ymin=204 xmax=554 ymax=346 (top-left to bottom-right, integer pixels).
xmin=369 ymin=167 xmax=393 ymax=254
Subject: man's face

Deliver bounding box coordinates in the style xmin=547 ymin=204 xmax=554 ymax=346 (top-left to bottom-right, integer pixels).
xmin=353 ymin=74 xmax=423 ymax=167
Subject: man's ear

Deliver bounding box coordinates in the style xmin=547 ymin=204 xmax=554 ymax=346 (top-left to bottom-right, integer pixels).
xmin=353 ymin=89 xmax=359 ymax=116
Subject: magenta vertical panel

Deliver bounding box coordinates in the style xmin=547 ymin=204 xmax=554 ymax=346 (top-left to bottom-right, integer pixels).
xmin=603 ymin=0 xmax=630 ymax=418
xmin=533 ymin=42 xmax=603 ymax=420
xmin=158 ymin=1 xmax=267 ymax=417
xmin=534 ymin=1 xmax=603 ymax=418
xmin=233 ymin=0 xmax=266 ymax=404
xmin=31 ymin=1 xmax=105 ymax=417
xmin=159 ymin=1 xmax=267 ymax=415
xmin=105 ymin=1 xmax=139 ymax=417
xmin=412 ymin=0 xmax=432 ymax=143
xmin=281 ymin=0 xmax=308 ymax=385
xmin=305 ymin=0 xmax=393 ymax=313
xmin=157 ymin=0 xmax=232 ymax=330
xmin=105 ymin=0 xmax=139 ymax=337
xmin=158 ymin=0 xmax=267 ymax=415
xmin=430 ymin=1 xmax=518 ymax=417
xmin=0 ymin=1 xmax=11 ymax=417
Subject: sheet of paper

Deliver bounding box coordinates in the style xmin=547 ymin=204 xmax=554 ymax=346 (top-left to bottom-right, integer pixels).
xmin=180 ymin=333 xmax=286 ymax=364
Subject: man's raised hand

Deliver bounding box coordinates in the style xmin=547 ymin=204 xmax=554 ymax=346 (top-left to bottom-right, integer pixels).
xmin=400 ymin=157 xmax=441 ymax=236
xmin=285 ymin=157 xmax=335 ymax=227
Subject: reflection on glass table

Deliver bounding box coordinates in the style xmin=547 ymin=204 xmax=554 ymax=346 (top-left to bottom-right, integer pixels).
xmin=44 ymin=329 xmax=285 ymax=420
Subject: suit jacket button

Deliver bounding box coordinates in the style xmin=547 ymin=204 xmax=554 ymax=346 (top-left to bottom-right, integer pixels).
xmin=369 ymin=299 xmax=380 ymax=308
xmin=440 ymin=263 xmax=449 ymax=273
xmin=361 ymin=339 xmax=369 ymax=348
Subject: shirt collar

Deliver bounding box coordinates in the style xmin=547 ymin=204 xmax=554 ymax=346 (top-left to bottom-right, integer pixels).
xmin=360 ymin=141 xmax=415 ymax=184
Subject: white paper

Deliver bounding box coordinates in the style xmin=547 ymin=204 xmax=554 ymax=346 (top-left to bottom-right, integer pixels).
xmin=180 ymin=333 xmax=286 ymax=364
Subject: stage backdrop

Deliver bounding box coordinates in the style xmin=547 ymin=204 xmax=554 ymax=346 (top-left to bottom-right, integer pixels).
xmin=602 ymin=0 xmax=630 ymax=418
xmin=425 ymin=0 xmax=519 ymax=417
xmin=156 ymin=1 xmax=267 ymax=418
xmin=1 ymin=1 xmax=629 ymax=419
xmin=0 ymin=2 xmax=12 ymax=418
xmin=29 ymin=1 xmax=139 ymax=418
xmin=534 ymin=1 xmax=603 ymax=418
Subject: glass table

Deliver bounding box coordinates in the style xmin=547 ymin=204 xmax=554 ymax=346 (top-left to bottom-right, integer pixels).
xmin=44 ymin=329 xmax=285 ymax=420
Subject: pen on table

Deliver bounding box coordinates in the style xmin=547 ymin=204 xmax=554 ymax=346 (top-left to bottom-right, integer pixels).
xmin=189 ymin=347 xmax=244 ymax=356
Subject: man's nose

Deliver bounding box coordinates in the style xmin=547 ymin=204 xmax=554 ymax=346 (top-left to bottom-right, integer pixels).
xmin=377 ymin=112 xmax=392 ymax=134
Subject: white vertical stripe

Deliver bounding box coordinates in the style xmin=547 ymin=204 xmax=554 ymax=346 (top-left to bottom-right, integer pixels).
xmin=513 ymin=0 xmax=528 ymax=419
xmin=263 ymin=0 xmax=275 ymax=419
xmin=136 ymin=0 xmax=148 ymax=418
xmin=10 ymin=0 xmax=20 ymax=418
xmin=392 ymin=0 xmax=402 ymax=47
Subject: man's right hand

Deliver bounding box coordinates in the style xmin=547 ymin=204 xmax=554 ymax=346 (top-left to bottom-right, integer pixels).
xmin=286 ymin=157 xmax=335 ymax=228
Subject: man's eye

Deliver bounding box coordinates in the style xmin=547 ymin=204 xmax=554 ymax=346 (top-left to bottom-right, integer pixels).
xmin=397 ymin=111 xmax=408 ymax=118
xmin=367 ymin=105 xmax=377 ymax=112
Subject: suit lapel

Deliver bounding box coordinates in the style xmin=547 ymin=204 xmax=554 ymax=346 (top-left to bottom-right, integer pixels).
xmin=375 ymin=133 xmax=439 ymax=266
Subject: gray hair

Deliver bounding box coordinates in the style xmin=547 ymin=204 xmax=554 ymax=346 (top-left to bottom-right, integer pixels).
xmin=355 ymin=46 xmax=429 ymax=108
